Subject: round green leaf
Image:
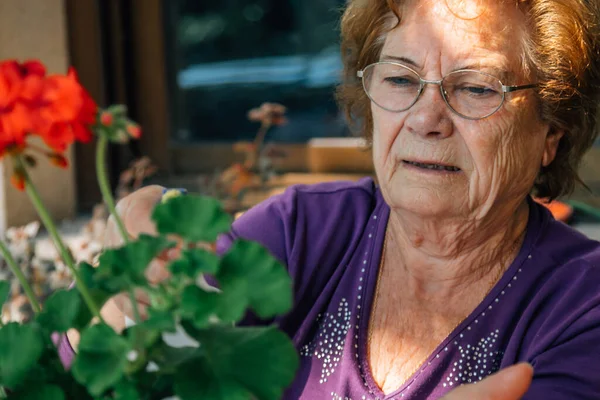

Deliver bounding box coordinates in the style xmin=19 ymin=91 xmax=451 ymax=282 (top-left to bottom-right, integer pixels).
xmin=169 ymin=248 xmax=220 ymax=278
xmin=72 ymin=324 xmax=131 ymax=396
xmin=113 ymin=379 xmax=140 ymax=400
xmin=11 ymin=384 xmax=65 ymax=400
xmin=96 ymin=234 xmax=173 ymax=291
xmin=152 ymin=195 xmax=232 ymax=242
xmin=175 ymin=326 xmax=299 ymax=400
xmin=217 ymin=240 xmax=293 ymax=319
xmin=180 ymin=286 xmax=221 ymax=328
xmin=37 ymin=289 xmax=81 ymax=333
xmin=0 ymin=323 xmax=44 ymax=388
xmin=175 ymin=358 xmax=250 ymax=400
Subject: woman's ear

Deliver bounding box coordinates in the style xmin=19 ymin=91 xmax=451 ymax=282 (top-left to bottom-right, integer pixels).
xmin=542 ymin=127 xmax=565 ymax=167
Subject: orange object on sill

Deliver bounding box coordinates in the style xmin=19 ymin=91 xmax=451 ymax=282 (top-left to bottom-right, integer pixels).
xmin=533 ymin=198 xmax=573 ymax=222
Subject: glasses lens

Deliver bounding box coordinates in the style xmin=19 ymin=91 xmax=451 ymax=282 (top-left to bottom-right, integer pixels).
xmin=362 ymin=63 xmax=421 ymax=112
xmin=442 ymin=71 xmax=504 ymax=119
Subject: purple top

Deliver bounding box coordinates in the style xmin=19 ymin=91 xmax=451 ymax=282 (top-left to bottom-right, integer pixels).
xmin=59 ymin=178 xmax=600 ymax=399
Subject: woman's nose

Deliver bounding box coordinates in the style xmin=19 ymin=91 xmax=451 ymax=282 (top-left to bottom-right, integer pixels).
xmin=403 ymin=83 xmax=453 ymax=139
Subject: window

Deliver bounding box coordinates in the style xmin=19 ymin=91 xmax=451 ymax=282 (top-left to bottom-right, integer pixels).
xmin=164 ymin=0 xmax=350 ymax=144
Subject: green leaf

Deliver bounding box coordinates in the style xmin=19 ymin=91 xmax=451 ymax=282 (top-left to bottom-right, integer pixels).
xmin=105 ymin=104 xmax=128 ymax=117
xmin=0 ymin=323 xmax=44 ymax=388
xmin=180 ymin=286 xmax=221 ymax=328
xmin=152 ymin=195 xmax=232 ymax=242
xmin=217 ymin=240 xmax=293 ymax=319
xmin=0 ymin=280 xmax=10 ymax=308
xmin=11 ymin=385 xmax=65 ymax=400
xmin=72 ymin=324 xmax=131 ymax=397
xmin=169 ymin=248 xmax=220 ymax=278
xmin=175 ymin=325 xmax=299 ymax=400
xmin=147 ymin=338 xmax=201 ymax=375
xmin=72 ymin=263 xmax=115 ymax=330
xmin=140 ymin=308 xmax=176 ymax=332
xmin=112 ymin=379 xmax=140 ymax=400
xmin=175 ymin=358 xmax=250 ymax=400
xmin=36 ymin=289 xmax=81 ymax=333
xmin=96 ymin=235 xmax=173 ymax=291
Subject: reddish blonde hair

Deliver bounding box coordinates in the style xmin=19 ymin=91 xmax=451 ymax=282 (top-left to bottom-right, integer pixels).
xmin=336 ymin=0 xmax=600 ymax=199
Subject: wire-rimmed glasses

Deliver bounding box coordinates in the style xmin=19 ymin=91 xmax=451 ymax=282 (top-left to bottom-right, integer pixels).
xmin=357 ymin=62 xmax=537 ymax=120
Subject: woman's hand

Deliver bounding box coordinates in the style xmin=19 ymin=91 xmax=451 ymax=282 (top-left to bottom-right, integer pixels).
xmin=441 ymin=363 xmax=533 ymax=400
xmin=68 ymin=185 xmax=172 ymax=349
xmin=105 ymin=185 xmax=179 ymax=324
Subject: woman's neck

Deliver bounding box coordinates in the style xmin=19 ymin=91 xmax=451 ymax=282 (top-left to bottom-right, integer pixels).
xmin=384 ymin=199 xmax=529 ymax=300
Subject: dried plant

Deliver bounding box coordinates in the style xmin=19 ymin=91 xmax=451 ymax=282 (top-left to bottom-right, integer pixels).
xmin=116 ymin=156 xmax=158 ymax=201
xmin=214 ymin=102 xmax=289 ymax=209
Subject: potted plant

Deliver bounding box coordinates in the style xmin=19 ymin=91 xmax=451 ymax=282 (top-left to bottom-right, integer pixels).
xmin=0 ymin=59 xmax=299 ymax=399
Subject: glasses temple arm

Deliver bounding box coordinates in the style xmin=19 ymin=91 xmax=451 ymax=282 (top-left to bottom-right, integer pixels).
xmin=503 ymin=83 xmax=537 ymax=93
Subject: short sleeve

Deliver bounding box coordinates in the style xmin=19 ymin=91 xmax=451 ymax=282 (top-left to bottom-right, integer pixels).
xmin=216 ymin=186 xmax=298 ymax=265
xmin=525 ymin=316 xmax=600 ymax=399
xmin=522 ymin=263 xmax=600 ymax=399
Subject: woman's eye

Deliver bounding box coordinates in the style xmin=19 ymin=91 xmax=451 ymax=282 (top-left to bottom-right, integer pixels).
xmin=461 ymin=86 xmax=496 ymax=95
xmin=384 ymin=76 xmax=416 ymax=85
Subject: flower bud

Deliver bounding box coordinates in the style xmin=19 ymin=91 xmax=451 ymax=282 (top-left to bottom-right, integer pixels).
xmin=126 ymin=123 xmax=142 ymax=140
xmin=10 ymin=170 xmax=25 ymax=191
xmin=48 ymin=153 xmax=68 ymax=169
xmin=100 ymin=111 xmax=114 ymax=127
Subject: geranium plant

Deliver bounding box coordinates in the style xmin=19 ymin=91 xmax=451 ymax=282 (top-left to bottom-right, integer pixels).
xmin=0 ymin=60 xmax=299 ymax=399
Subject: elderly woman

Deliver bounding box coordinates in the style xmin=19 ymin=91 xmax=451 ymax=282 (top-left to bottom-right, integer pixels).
xmin=64 ymin=0 xmax=600 ymax=398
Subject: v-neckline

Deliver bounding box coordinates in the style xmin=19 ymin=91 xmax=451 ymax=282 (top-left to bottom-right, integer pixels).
xmin=355 ymin=196 xmax=539 ymax=399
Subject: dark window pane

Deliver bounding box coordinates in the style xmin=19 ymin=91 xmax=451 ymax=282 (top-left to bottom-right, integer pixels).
xmin=165 ymin=0 xmax=350 ymax=143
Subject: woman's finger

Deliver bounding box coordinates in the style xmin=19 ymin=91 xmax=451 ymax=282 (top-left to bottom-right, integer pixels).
xmin=440 ymin=363 xmax=533 ymax=400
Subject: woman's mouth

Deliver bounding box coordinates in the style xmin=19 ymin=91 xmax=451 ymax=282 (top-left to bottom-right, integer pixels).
xmin=402 ymin=160 xmax=461 ymax=172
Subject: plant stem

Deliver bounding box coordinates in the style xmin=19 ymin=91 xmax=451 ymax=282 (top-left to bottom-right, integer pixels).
xmin=15 ymin=157 xmax=102 ymax=321
xmin=0 ymin=241 xmax=41 ymax=314
xmin=252 ymin=121 xmax=272 ymax=161
xmin=0 ymin=386 xmax=7 ymax=398
xmin=128 ymin=290 xmax=142 ymax=324
xmin=96 ymin=136 xmax=143 ymax=325
xmin=96 ymin=135 xmax=130 ymax=244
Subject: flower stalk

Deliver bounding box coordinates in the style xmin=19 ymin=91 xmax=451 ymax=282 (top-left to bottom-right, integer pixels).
xmin=15 ymin=156 xmax=103 ymax=321
xmin=0 ymin=240 xmax=41 ymax=314
xmin=96 ymin=135 xmax=130 ymax=243
xmin=96 ymin=134 xmax=143 ymax=325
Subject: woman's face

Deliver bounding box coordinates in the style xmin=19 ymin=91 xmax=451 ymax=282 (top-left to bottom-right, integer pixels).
xmin=372 ymin=0 xmax=562 ymax=220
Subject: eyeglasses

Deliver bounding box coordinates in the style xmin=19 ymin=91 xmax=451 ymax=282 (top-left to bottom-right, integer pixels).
xmin=357 ymin=62 xmax=537 ymax=120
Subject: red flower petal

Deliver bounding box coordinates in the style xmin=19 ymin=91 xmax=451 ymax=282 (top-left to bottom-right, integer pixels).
xmin=71 ymin=121 xmax=93 ymax=143
xmin=10 ymin=171 xmax=25 ymax=191
xmin=19 ymin=60 xmax=46 ymax=78
xmin=48 ymin=153 xmax=68 ymax=169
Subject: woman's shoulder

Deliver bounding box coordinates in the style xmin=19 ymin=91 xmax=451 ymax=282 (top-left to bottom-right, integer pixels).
xmin=514 ymin=221 xmax=600 ymax=400
xmin=534 ymin=204 xmax=600 ymax=272
xmin=518 ymin=204 xmax=600 ymax=358
xmin=217 ymin=177 xmax=382 ymax=266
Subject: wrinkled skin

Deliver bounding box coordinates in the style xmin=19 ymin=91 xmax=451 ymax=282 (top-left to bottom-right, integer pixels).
xmin=373 ymin=0 xmax=563 ymax=257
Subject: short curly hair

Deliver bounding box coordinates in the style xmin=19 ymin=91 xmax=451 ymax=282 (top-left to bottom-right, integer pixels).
xmin=336 ymin=0 xmax=600 ymax=199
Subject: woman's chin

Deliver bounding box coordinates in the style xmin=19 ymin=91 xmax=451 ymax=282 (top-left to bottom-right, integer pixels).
xmin=386 ymin=187 xmax=465 ymax=218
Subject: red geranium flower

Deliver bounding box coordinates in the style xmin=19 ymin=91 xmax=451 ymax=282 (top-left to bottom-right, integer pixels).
xmin=37 ymin=68 xmax=96 ymax=152
xmin=0 ymin=60 xmax=47 ymax=154
xmin=0 ymin=60 xmax=99 ymax=190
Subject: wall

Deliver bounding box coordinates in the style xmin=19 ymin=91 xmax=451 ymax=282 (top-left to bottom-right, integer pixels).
xmin=0 ymin=0 xmax=76 ymax=231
